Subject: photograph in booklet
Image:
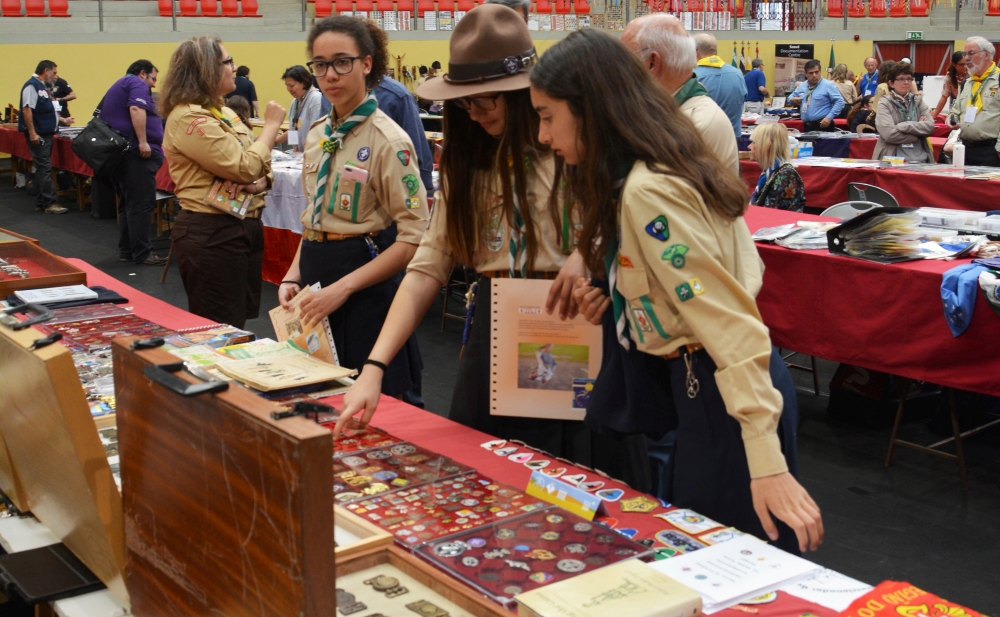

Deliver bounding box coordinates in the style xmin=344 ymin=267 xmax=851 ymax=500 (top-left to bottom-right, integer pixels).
xmin=334 ymin=443 xmax=474 ymax=505
xmin=344 ymin=472 xmax=549 ymax=547
xmin=416 ymin=508 xmax=652 ymax=609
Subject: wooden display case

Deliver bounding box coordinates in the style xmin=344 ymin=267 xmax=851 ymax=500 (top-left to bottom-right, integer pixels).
xmin=0 ymin=241 xmax=86 ymax=294
xmin=0 ymin=320 xmax=126 ymax=604
xmin=113 ymin=338 xmax=336 ymax=617
xmin=0 ymin=227 xmax=39 ymax=245
xmin=336 ymin=545 xmax=516 ymax=617
xmin=335 ymin=505 xmax=394 ymax=558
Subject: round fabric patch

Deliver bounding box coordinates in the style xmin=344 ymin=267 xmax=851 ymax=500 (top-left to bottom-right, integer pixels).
xmin=357 ymin=146 xmax=371 ymax=161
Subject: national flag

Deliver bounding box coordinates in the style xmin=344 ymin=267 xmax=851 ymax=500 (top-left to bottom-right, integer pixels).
xmin=732 ymin=41 xmax=738 ymax=68
xmin=828 ymin=40 xmax=836 ymax=71
xmin=739 ymin=41 xmax=748 ymax=74
xmin=755 ymin=41 xmax=759 ymax=59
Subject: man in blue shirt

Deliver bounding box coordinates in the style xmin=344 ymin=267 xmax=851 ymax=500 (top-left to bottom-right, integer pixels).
xmin=99 ymin=59 xmax=166 ymax=265
xmin=693 ymin=33 xmax=747 ymax=138
xmin=744 ymin=58 xmax=768 ymax=114
xmin=857 ymin=57 xmax=879 ymax=97
xmin=789 ymin=59 xmax=845 ymax=132
xmin=19 ymin=60 xmax=67 ymax=214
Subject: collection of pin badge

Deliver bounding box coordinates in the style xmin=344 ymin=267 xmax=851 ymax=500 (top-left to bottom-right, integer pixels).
xmin=0 ymin=257 xmax=29 ymax=279
xmin=333 ymin=443 xmax=473 ymax=505
xmin=336 ymin=577 xmax=454 ymax=616
xmin=321 ymin=421 xmax=404 ymax=459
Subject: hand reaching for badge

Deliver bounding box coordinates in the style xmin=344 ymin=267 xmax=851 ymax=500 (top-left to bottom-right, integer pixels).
xmin=298 ymin=281 xmax=352 ymax=329
xmin=750 ymin=472 xmax=824 ymax=553
xmin=572 ymin=278 xmax=611 ymax=326
xmin=334 ymin=366 xmax=384 ymax=438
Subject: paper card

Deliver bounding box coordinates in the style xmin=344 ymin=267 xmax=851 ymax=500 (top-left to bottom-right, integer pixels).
xmin=525 ymin=471 xmax=604 ymax=520
xmin=780 ymin=568 xmax=873 ymax=612
xmin=287 ymin=129 xmax=299 ymax=145
xmin=698 ymin=527 xmax=745 ymax=545
xmin=489 ymin=278 xmax=603 ymax=420
xmin=656 ymin=509 xmax=723 ymax=535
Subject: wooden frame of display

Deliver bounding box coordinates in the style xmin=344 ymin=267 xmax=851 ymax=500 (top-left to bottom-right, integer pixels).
xmin=337 ymin=545 xmax=517 ymax=617
xmin=0 ymin=241 xmax=86 ymax=294
xmin=113 ymin=338 xmax=336 ymax=617
xmin=0 ymin=322 xmax=127 ymax=603
xmin=0 ymin=227 xmax=39 ymax=245
xmin=335 ymin=505 xmax=394 ymax=558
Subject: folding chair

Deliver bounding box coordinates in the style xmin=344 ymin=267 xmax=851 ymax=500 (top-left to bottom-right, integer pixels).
xmin=820 ymin=200 xmax=882 ymax=220
xmin=847 ymin=182 xmax=900 ymax=208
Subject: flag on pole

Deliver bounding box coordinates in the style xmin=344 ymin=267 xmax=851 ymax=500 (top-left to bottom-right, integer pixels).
xmin=755 ymin=41 xmax=759 ymax=59
xmin=732 ymin=41 xmax=738 ymax=68
xmin=739 ymin=41 xmax=748 ymax=74
xmin=828 ymin=40 xmax=836 ymax=71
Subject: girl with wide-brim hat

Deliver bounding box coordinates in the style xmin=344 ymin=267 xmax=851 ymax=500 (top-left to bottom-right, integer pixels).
xmin=335 ymin=5 xmax=648 ymax=486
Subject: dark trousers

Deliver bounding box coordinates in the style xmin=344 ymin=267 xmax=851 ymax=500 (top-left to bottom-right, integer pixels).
xmin=171 ymin=210 xmax=263 ymax=328
xmin=965 ymin=142 xmax=1000 ymax=167
xmin=802 ymin=120 xmax=835 ymax=132
xmin=114 ymin=150 xmax=163 ymax=263
xmin=25 ymin=134 xmax=57 ymax=208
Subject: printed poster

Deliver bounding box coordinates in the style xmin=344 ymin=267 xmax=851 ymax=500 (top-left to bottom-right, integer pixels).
xmin=490 ymin=278 xmax=603 ymax=420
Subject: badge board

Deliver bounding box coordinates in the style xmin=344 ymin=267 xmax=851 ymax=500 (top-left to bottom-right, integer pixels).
xmin=489 ymin=278 xmax=603 ymax=420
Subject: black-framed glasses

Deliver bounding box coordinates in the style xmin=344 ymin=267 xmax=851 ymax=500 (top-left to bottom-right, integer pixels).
xmin=308 ymin=57 xmax=362 ymax=78
xmin=453 ymin=93 xmax=502 ymax=112
xmin=221 ymin=56 xmax=235 ymax=67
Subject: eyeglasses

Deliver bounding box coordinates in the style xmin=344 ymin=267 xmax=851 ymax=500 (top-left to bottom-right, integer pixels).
xmin=221 ymin=56 xmax=235 ymax=67
xmin=307 ymin=57 xmax=362 ymax=77
xmin=966 ymin=50 xmax=987 ymax=57
xmin=453 ymin=93 xmax=503 ymax=111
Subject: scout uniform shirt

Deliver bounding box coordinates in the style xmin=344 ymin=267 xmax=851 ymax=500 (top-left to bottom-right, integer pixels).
xmin=163 ymin=103 xmax=271 ymax=214
xmin=952 ymin=63 xmax=1000 ymax=148
xmin=615 ymin=160 xmax=786 ymax=479
xmin=225 ymin=107 xmax=273 ymax=214
xmin=300 ymin=108 xmax=428 ymax=245
xmin=407 ymin=152 xmax=576 ymax=285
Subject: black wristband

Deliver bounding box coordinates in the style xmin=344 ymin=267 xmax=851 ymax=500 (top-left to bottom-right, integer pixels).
xmin=364 ymin=359 xmax=388 ymax=372
xmin=280 ymin=280 xmax=301 ymax=286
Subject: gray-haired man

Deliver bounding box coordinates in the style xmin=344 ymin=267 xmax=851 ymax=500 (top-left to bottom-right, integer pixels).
xmin=949 ymin=36 xmax=1000 ymax=167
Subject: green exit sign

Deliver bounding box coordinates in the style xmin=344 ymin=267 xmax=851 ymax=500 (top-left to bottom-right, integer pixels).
xmin=906 ymin=31 xmax=923 ymax=40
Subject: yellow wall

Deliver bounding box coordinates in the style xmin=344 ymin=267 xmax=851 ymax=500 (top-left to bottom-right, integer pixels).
xmin=1 ymin=37 xmax=963 ymax=124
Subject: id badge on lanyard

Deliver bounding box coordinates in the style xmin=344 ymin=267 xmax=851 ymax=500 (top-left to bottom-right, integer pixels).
xmin=965 ymin=106 xmax=978 ymax=123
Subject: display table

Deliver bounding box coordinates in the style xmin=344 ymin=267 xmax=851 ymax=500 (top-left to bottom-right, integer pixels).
xmin=261 ymin=161 xmax=306 ymax=284
xmin=744 ymin=206 xmax=1000 ymax=398
xmin=739 ymin=159 xmax=1000 ymax=210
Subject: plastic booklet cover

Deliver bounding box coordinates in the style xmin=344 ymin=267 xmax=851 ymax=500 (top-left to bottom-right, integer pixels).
xmin=318 ymin=421 xmax=404 ymax=459
xmin=333 ymin=443 xmax=473 ymax=505
xmin=416 ymin=508 xmax=651 ymax=609
xmin=341 ymin=472 xmax=549 ymax=547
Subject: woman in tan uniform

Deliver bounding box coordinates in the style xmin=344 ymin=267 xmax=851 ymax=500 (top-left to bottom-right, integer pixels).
xmin=278 ymin=17 xmax=428 ymax=398
xmin=529 ymin=30 xmax=823 ymax=555
xmin=335 ymin=7 xmax=655 ymax=484
xmin=160 ymin=37 xmax=286 ymax=328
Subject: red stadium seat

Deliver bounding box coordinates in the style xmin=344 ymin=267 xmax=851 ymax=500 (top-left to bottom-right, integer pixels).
xmin=335 ymin=0 xmax=352 ymax=11
xmin=456 ymin=0 xmax=472 ymax=10
xmin=2 ymin=0 xmax=24 ymax=15
xmin=48 ymin=0 xmax=69 ymax=16
xmin=240 ymin=0 xmax=260 ymax=15
xmin=179 ymin=0 xmax=198 ymax=16
xmin=221 ymin=0 xmax=238 ymax=15
xmin=573 ymin=0 xmax=588 ymax=13
xmin=397 ymin=0 xmax=413 ymax=10
xmin=316 ymin=0 xmax=333 ymax=16
xmin=200 ymin=0 xmax=219 ymax=15
xmin=376 ymin=0 xmax=394 ymax=10
xmin=24 ymin=0 xmax=44 ymax=16
xmin=437 ymin=0 xmax=453 ymax=10
xmin=157 ymin=0 xmax=172 ymax=15
xmin=356 ymin=0 xmax=373 ymax=9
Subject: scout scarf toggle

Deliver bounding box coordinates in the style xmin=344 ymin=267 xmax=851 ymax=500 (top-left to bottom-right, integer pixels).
xmin=310 ymin=91 xmax=378 ymax=228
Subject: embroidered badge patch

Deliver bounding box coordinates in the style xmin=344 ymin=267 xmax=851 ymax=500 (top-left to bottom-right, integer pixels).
xmin=689 ymin=277 xmax=705 ymax=295
xmin=357 ymin=146 xmax=371 ymax=162
xmin=675 ymin=282 xmax=694 ymax=302
xmin=339 ymin=193 xmax=352 ymax=211
xmin=662 ymin=244 xmax=689 ymax=268
xmin=397 ymin=149 xmax=411 ymax=166
xmin=645 ymin=215 xmax=670 ymax=241
xmin=402 ymin=174 xmax=420 ymax=196
xmin=618 ymin=254 xmax=634 ymax=268
xmin=406 ymin=197 xmax=421 ymax=209
xmin=631 ymin=307 xmax=654 ymax=332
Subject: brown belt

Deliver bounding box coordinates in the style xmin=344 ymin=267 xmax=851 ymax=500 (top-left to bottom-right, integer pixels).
xmin=480 ymin=271 xmax=557 ymax=280
xmin=244 ymin=209 xmax=262 ymax=219
xmin=662 ymin=343 xmax=704 ymax=361
xmin=303 ymin=229 xmax=379 ymax=242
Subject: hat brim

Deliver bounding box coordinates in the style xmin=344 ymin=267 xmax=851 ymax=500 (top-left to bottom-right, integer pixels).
xmin=416 ymin=73 xmax=531 ymax=101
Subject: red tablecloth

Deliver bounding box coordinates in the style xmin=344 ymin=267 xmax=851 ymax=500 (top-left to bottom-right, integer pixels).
xmin=262 ymin=226 xmax=301 ymax=285
xmin=740 ymin=160 xmax=999 ymax=210
xmin=0 ymin=126 xmax=174 ymax=192
xmin=744 ymin=206 xmax=1000 ymax=398
xmin=779 ymin=118 xmax=848 ymax=131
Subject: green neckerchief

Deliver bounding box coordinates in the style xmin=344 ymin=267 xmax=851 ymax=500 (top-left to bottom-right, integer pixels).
xmin=674 ymin=76 xmax=711 ymax=106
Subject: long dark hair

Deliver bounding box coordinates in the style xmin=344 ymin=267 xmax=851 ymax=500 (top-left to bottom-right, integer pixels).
xmin=307 ymin=16 xmax=388 ymax=89
xmin=877 ymin=61 xmax=896 ymax=85
xmin=529 ymin=29 xmax=747 ymax=275
xmin=947 ymin=51 xmax=966 ymax=90
xmin=440 ymin=88 xmax=548 ymax=269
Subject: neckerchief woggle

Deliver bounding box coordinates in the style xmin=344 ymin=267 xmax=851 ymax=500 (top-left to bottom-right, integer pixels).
xmin=310 ymin=90 xmax=378 ymax=228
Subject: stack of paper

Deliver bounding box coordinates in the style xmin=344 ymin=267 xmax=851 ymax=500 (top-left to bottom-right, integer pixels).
xmin=15 ymin=285 xmax=97 ymax=304
xmin=649 ymin=535 xmax=822 ymax=614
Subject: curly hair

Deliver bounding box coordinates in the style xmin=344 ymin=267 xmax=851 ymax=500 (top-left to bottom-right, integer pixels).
xmin=307 ymin=17 xmax=388 ymax=89
xmin=158 ymin=37 xmax=226 ymax=118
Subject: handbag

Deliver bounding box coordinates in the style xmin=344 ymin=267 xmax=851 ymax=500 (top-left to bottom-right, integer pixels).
xmin=70 ymin=116 xmax=130 ymax=177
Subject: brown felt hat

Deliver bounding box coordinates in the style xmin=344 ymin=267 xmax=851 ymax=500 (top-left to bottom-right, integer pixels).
xmin=416 ymin=4 xmax=537 ymax=100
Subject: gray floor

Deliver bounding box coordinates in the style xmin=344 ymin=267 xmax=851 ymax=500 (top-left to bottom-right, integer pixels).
xmin=1 ymin=172 xmax=998 ymax=613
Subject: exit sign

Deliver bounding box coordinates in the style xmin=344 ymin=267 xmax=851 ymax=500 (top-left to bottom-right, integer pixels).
xmin=906 ymin=31 xmax=923 ymax=40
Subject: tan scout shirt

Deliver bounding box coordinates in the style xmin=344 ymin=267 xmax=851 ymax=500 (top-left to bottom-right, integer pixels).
xmin=300 ymin=108 xmax=428 ymax=245
xmin=615 ymin=160 xmax=785 ymax=479
xmin=408 ymin=152 xmax=575 ymax=285
xmin=679 ymin=95 xmax=741 ymax=174
xmin=225 ymin=107 xmax=272 ymax=213
xmin=952 ymin=66 xmax=1000 ymax=148
xmin=163 ymin=103 xmax=271 ymax=215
